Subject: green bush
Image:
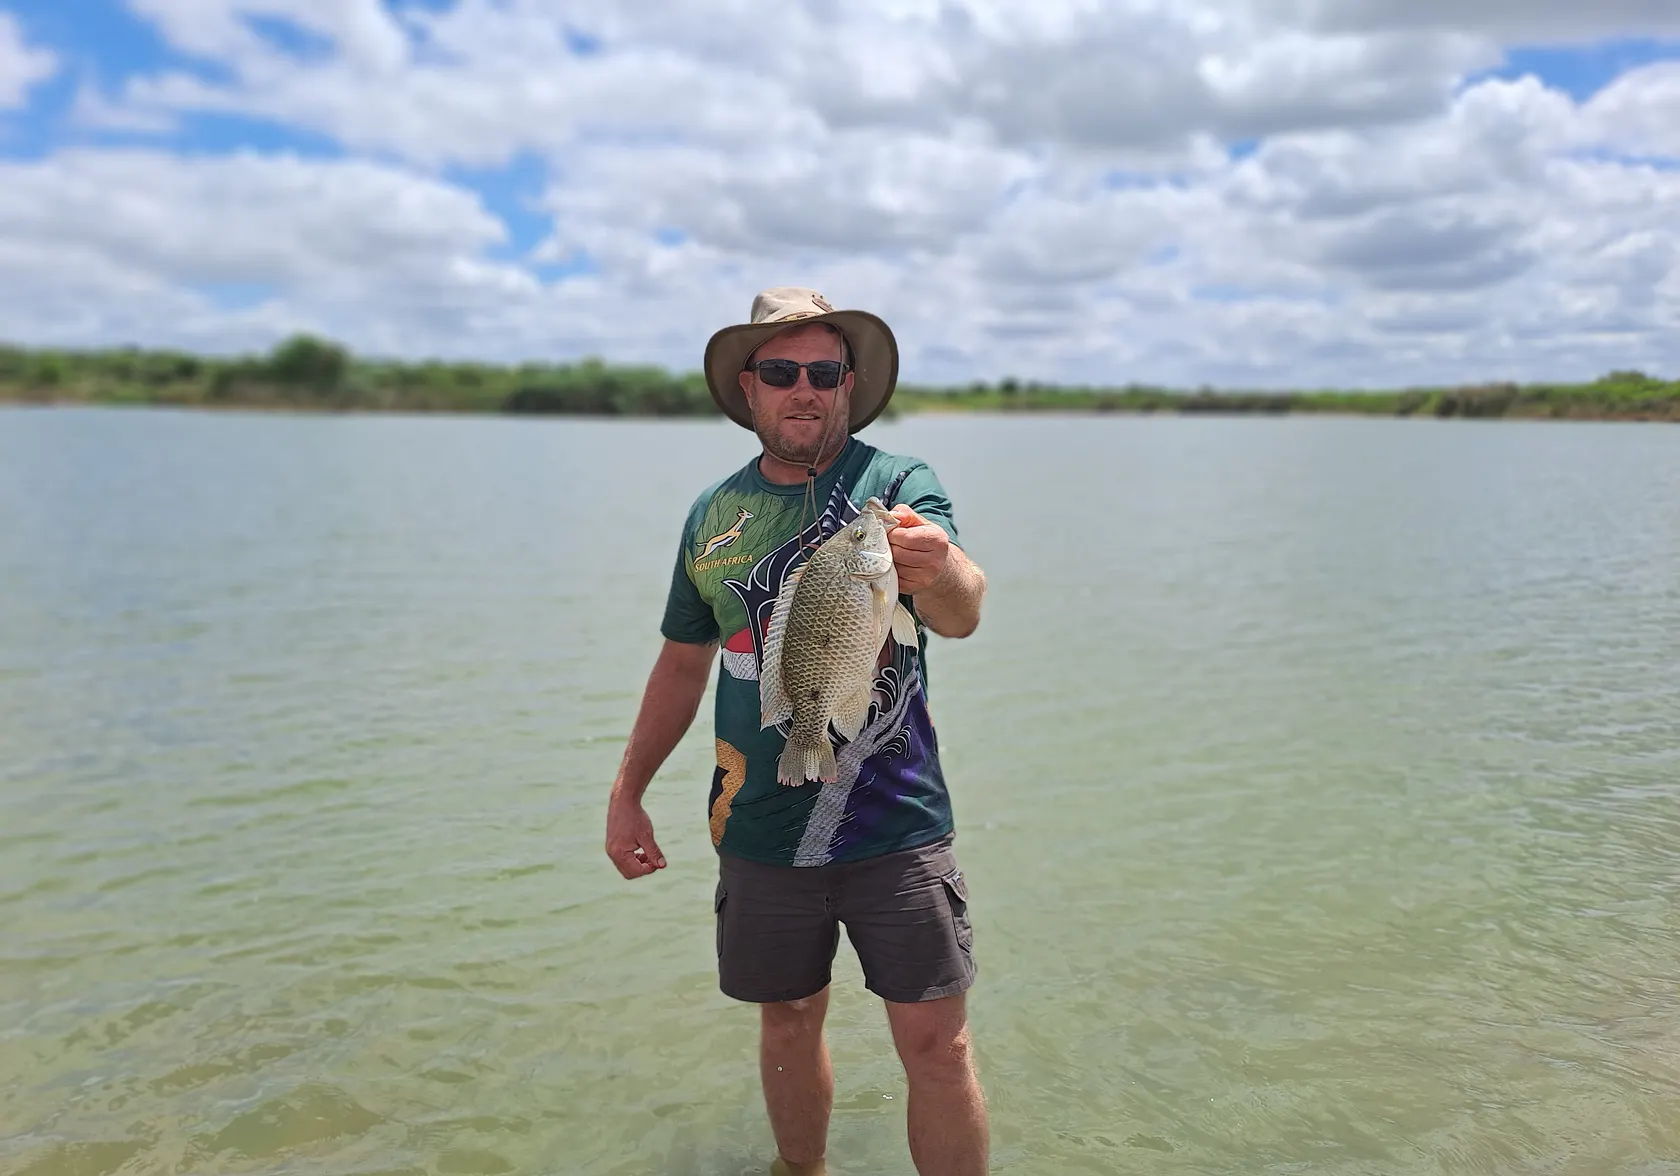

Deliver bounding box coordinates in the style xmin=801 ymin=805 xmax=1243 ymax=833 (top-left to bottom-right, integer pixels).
xmin=265 ymin=335 xmax=348 ymax=390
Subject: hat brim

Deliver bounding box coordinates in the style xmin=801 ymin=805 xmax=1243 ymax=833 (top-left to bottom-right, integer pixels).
xmin=704 ymin=309 xmax=898 ymax=433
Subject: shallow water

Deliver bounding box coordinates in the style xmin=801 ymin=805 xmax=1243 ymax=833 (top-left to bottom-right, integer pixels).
xmin=3 ymin=407 xmax=1679 ymax=1175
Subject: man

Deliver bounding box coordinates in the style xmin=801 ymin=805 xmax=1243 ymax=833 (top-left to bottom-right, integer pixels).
xmin=604 ymin=287 xmax=989 ymax=1176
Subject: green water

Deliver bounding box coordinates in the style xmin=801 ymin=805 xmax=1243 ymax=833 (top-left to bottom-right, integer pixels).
xmin=3 ymin=407 xmax=1679 ymax=1175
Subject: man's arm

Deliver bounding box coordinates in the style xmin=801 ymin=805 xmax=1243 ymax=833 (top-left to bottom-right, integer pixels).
xmin=887 ymin=505 xmax=987 ymax=639
xmin=604 ymin=637 xmax=717 ymax=879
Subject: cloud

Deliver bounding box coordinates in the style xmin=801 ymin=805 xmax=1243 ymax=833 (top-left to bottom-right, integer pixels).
xmin=1582 ymin=60 xmax=1680 ymax=158
xmin=3 ymin=0 xmax=1680 ymax=389
xmin=0 ymin=12 xmax=58 ymax=108
xmin=1202 ymin=78 xmax=1614 ymax=303
xmin=1262 ymin=0 xmax=1680 ymax=42
xmin=106 ymin=1 xmax=1507 ymax=162
xmin=0 ymin=150 xmax=541 ymax=353
xmin=954 ymin=20 xmax=1498 ymax=151
xmin=1315 ymin=206 xmax=1537 ymax=292
xmin=975 ymin=184 xmax=1211 ymax=287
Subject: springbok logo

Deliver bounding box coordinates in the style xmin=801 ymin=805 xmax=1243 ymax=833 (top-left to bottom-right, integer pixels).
xmin=699 ymin=508 xmax=753 ymax=559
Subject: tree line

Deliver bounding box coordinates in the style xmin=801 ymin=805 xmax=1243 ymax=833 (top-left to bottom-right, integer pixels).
xmin=1 ymin=334 xmax=1676 ymax=421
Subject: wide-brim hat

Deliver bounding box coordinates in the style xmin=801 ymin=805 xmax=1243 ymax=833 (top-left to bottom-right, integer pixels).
xmin=704 ymin=287 xmax=899 ymax=433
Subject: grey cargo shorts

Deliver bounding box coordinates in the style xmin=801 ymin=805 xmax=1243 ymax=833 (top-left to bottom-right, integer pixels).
xmin=713 ymin=834 xmax=976 ymax=1005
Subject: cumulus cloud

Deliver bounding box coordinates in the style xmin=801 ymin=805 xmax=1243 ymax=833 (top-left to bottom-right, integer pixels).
xmin=1271 ymin=0 xmax=1680 ymax=42
xmin=1583 ymin=61 xmax=1680 ymax=158
xmin=0 ymin=12 xmax=57 ymax=108
xmin=3 ymin=0 xmax=1679 ymax=387
xmin=107 ymin=0 xmax=1508 ymax=161
xmin=0 ymin=150 xmax=542 ymax=353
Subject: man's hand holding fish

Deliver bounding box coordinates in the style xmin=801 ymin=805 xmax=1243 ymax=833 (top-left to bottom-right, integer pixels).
xmin=887 ymin=503 xmax=984 ymax=637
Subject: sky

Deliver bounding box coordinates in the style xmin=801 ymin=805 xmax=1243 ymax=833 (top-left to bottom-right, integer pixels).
xmin=0 ymin=1 xmax=1677 ymax=390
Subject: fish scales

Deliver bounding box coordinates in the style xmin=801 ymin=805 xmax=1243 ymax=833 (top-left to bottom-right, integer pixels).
xmin=760 ymin=497 xmax=919 ymax=786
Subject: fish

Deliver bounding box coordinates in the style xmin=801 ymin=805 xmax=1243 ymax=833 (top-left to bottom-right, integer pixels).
xmin=759 ymin=497 xmax=920 ymax=786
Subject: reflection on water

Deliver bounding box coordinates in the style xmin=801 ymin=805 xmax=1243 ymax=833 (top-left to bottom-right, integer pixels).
xmin=3 ymin=407 xmax=1679 ymax=1174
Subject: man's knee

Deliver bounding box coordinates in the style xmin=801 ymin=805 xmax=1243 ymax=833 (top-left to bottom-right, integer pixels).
xmin=900 ymin=1020 xmax=974 ymax=1075
xmin=761 ymin=989 xmax=829 ymax=1042
xmin=889 ymin=1000 xmax=975 ymax=1081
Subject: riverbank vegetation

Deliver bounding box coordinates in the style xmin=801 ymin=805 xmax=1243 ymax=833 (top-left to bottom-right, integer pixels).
xmin=3 ymin=335 xmax=1677 ymax=421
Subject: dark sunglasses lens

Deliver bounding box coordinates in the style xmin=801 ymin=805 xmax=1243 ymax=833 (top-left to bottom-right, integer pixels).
xmin=807 ymin=361 xmax=843 ymax=389
xmin=756 ymin=360 xmax=799 ymax=387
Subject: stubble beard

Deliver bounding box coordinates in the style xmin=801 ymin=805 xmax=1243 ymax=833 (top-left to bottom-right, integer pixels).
xmin=755 ymin=396 xmax=850 ymax=470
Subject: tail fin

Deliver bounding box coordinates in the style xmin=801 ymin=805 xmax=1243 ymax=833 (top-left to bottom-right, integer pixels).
xmin=778 ymin=736 xmax=840 ymax=786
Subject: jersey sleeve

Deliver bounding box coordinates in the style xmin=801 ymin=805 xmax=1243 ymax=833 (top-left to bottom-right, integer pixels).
xmin=889 ymin=461 xmax=962 ymax=550
xmin=659 ymin=507 xmax=720 ymax=645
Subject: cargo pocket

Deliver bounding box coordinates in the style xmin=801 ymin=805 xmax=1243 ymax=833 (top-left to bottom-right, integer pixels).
xmin=940 ymin=869 xmax=972 ymax=954
xmin=713 ymin=881 xmax=728 ymax=960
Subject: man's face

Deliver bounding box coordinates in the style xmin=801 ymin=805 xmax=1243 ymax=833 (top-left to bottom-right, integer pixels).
xmin=738 ymin=323 xmax=854 ymax=468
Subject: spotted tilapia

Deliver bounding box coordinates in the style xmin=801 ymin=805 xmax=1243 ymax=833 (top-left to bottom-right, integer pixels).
xmin=760 ymin=497 xmax=920 ymax=786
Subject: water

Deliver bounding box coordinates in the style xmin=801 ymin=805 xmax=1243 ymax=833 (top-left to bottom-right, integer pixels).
xmin=3 ymin=406 xmax=1679 ymax=1175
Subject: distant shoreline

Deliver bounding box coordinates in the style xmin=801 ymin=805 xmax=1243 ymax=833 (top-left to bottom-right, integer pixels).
xmin=3 ymin=335 xmax=1676 ymax=423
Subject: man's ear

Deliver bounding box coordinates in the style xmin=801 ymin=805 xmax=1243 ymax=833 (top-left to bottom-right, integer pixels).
xmin=738 ymin=370 xmax=754 ymax=404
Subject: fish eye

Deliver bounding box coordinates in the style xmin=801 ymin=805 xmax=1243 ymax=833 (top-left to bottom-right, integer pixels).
xmin=852 ymin=525 xmax=865 ymax=540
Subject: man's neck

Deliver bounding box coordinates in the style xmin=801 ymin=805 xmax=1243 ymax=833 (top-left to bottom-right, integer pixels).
xmin=757 ymin=440 xmax=848 ymax=485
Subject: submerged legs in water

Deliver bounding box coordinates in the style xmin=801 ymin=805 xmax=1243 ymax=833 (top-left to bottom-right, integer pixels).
xmin=761 ymin=987 xmax=833 ymax=1173
xmin=759 ymin=987 xmax=988 ymax=1176
xmin=886 ymin=993 xmax=989 ymax=1176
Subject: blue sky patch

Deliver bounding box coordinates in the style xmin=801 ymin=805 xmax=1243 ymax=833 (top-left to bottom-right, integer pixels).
xmin=195 ymin=281 xmax=277 ymax=312
xmin=241 ymin=14 xmax=335 ymax=62
xmin=448 ymin=152 xmax=553 ymax=261
xmin=6 ymin=105 xmax=346 ymax=162
xmin=564 ymin=26 xmax=603 ymax=57
xmin=0 ymin=67 xmax=72 ymax=161
xmin=1479 ymin=37 xmax=1680 ymax=101
xmin=534 ymin=249 xmax=599 ymax=283
xmin=8 ymin=0 xmax=236 ymax=83
xmin=1568 ymin=146 xmax=1680 ymax=171
xmin=160 ymin=111 xmax=345 ymax=159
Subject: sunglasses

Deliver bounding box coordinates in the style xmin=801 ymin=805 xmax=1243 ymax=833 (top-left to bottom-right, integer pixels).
xmin=747 ymin=358 xmax=850 ymax=390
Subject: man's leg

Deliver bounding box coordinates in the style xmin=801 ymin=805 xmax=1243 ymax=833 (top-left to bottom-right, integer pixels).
xmin=833 ymin=836 xmax=985 ymax=1174
xmin=761 ymin=985 xmax=832 ymax=1173
xmin=885 ymin=993 xmax=988 ymax=1176
xmin=715 ymin=852 xmax=841 ymax=1172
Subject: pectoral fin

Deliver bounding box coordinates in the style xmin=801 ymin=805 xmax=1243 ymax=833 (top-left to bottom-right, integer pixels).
xmin=831 ymin=684 xmax=873 ymax=742
xmin=891 ymin=601 xmax=919 ymax=649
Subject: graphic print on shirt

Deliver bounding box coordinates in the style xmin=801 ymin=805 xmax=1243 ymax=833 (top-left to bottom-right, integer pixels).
xmin=720 ymin=481 xmax=921 ymax=865
xmin=699 ymin=508 xmax=753 ymax=559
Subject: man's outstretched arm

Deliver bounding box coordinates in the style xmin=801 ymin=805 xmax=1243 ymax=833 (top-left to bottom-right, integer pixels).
xmin=605 ymin=638 xmax=717 ymax=879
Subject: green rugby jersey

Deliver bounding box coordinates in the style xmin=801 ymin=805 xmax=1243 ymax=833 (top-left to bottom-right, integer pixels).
xmin=661 ymin=437 xmax=962 ymax=867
